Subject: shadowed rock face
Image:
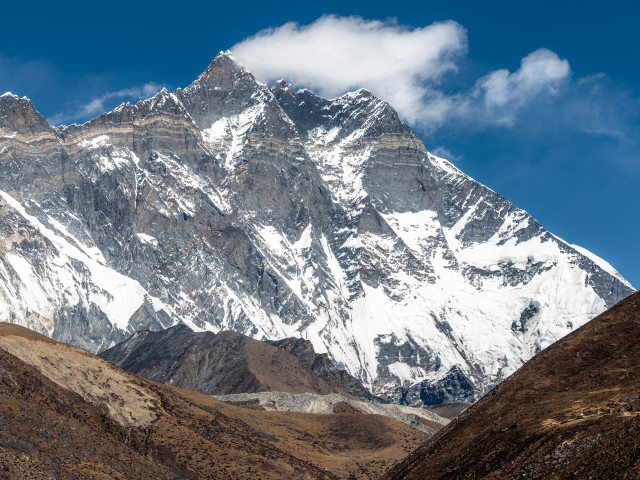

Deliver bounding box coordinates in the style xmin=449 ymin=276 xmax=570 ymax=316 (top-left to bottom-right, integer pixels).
xmin=0 ymin=53 xmax=634 ymax=405
xmin=100 ymin=324 xmax=375 ymax=399
xmin=264 ymin=336 xmax=378 ymax=400
xmin=382 ymin=291 xmax=640 ymax=480
xmin=0 ymin=322 xmax=428 ymax=479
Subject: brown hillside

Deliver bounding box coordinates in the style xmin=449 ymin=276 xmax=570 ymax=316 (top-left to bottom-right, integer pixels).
xmin=382 ymin=291 xmax=640 ymax=480
xmin=0 ymin=322 xmax=426 ymax=479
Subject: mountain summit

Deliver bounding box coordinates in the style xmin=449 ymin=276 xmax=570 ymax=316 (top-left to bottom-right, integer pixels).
xmin=0 ymin=54 xmax=633 ymax=404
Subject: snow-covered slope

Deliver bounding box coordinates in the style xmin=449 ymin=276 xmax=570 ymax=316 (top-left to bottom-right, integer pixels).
xmin=0 ymin=52 xmax=633 ymax=404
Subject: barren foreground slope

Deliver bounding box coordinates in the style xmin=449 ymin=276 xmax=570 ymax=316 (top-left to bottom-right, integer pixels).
xmin=0 ymin=323 xmax=427 ymax=479
xmin=383 ymin=291 xmax=640 ymax=479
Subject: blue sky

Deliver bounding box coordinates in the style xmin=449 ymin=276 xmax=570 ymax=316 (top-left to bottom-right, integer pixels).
xmin=1 ymin=0 xmax=638 ymax=288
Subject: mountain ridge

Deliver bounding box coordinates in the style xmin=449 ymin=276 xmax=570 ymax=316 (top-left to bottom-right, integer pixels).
xmin=0 ymin=51 xmax=633 ymax=405
xmin=99 ymin=323 xmax=377 ymax=400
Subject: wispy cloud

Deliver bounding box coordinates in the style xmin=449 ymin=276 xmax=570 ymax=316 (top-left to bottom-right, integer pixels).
xmin=560 ymin=74 xmax=640 ymax=143
xmin=47 ymin=82 xmax=163 ymax=125
xmin=431 ymin=146 xmax=462 ymax=162
xmin=452 ymin=65 xmax=639 ymax=146
xmin=467 ymin=48 xmax=571 ymax=126
xmin=231 ymin=15 xmax=468 ymax=125
xmin=231 ymin=16 xmax=636 ymax=145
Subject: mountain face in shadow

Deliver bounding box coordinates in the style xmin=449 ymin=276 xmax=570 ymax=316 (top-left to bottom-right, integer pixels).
xmin=99 ymin=323 xmax=375 ymax=399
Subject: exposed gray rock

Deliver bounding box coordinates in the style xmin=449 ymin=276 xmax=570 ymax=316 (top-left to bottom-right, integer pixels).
xmin=0 ymin=53 xmax=634 ymax=405
xmin=212 ymin=391 xmax=449 ymax=435
xmin=100 ymin=324 xmax=372 ymax=398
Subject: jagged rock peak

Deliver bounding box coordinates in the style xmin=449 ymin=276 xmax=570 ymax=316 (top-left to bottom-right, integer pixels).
xmin=189 ymin=50 xmax=255 ymax=90
xmin=342 ymin=87 xmax=375 ymax=99
xmin=136 ymin=87 xmax=190 ymax=116
xmin=271 ymin=79 xmax=295 ymax=97
xmin=270 ymin=82 xmax=378 ymax=106
xmin=212 ymin=50 xmax=246 ymax=69
xmin=175 ymin=51 xmax=273 ymax=130
xmin=0 ymin=93 xmax=52 ymax=135
xmin=154 ymin=86 xmax=169 ymax=96
xmin=62 ymin=87 xmax=191 ymax=134
xmin=272 ymin=80 xmax=408 ymax=140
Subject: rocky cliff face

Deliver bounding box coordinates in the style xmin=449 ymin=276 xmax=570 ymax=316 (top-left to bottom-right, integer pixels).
xmin=0 ymin=52 xmax=634 ymax=405
xmin=100 ymin=324 xmax=375 ymax=400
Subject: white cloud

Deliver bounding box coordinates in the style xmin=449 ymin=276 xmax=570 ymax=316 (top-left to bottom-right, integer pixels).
xmin=471 ymin=48 xmax=571 ymax=125
xmin=432 ymin=146 xmax=462 ymax=162
xmin=231 ymin=15 xmax=468 ymax=124
xmin=410 ymin=48 xmax=571 ymax=128
xmin=48 ymin=82 xmax=163 ymax=125
xmin=231 ymin=17 xmax=573 ymax=130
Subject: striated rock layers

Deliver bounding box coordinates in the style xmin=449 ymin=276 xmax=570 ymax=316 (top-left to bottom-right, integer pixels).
xmin=0 ymin=52 xmax=634 ymax=404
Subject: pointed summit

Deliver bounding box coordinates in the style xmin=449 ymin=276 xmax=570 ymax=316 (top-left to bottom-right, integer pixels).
xmin=136 ymin=87 xmax=188 ymax=117
xmin=211 ymin=50 xmax=244 ymax=68
xmin=176 ymin=52 xmax=267 ymax=130
xmin=195 ymin=50 xmax=252 ymax=88
xmin=0 ymin=93 xmax=52 ymax=136
xmin=270 ymin=80 xmax=295 ymax=98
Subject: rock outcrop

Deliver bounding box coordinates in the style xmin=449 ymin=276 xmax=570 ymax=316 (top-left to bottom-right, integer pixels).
xmin=100 ymin=324 xmax=375 ymax=399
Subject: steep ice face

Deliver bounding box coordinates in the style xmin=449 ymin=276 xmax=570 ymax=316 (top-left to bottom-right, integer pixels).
xmin=0 ymin=190 xmax=173 ymax=351
xmin=0 ymin=56 xmax=633 ymax=405
xmin=271 ymin=84 xmax=633 ymax=402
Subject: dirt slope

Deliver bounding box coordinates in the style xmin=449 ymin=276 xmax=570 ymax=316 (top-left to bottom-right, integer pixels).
xmin=383 ymin=291 xmax=640 ymax=480
xmin=0 ymin=323 xmax=426 ymax=479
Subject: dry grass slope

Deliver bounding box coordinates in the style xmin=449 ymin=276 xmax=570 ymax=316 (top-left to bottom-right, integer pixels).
xmin=0 ymin=322 xmax=427 ymax=479
xmin=382 ymin=291 xmax=640 ymax=480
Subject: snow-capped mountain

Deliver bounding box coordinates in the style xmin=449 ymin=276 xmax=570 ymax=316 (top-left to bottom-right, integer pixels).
xmin=0 ymin=52 xmax=633 ymax=405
